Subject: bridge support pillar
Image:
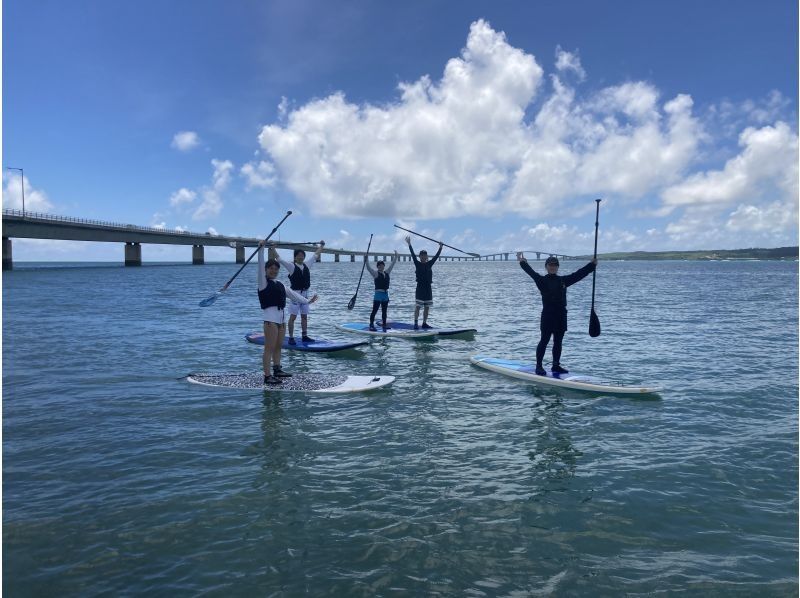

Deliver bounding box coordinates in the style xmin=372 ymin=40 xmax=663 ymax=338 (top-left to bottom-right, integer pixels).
xmin=125 ymin=242 xmax=142 ymax=266
xmin=334 ymin=253 xmax=340 ymax=262
xmin=536 ymin=252 xmax=541 ymax=260
xmin=235 ymin=246 xmax=245 ymax=264
xmin=350 ymin=254 xmax=355 ymax=262
xmin=504 ymin=253 xmax=509 ymax=261
xmin=192 ymin=245 xmax=204 ymax=265
xmin=3 ymin=237 xmax=12 ymax=270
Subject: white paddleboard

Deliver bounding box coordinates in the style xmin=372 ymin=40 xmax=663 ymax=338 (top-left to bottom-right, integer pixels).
xmin=186 ymin=371 xmax=395 ymax=393
xmin=335 ymin=322 xmax=438 ymax=339
xmin=470 ymin=355 xmax=662 ymax=395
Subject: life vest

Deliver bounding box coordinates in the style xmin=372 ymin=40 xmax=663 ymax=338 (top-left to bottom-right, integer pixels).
xmin=258 ymin=279 xmax=286 ymax=309
xmin=374 ymin=271 xmax=390 ymax=291
xmin=288 ymin=263 xmax=311 ymax=290
xmin=540 ymin=274 xmax=567 ymax=310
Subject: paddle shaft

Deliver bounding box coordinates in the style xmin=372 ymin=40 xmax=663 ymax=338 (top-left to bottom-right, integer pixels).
xmin=590 ymin=199 xmax=601 ymax=309
xmin=393 ymin=224 xmax=478 ymax=257
xmin=348 ymin=234 xmax=373 ymax=309
xmin=221 ymin=211 xmax=292 ymax=291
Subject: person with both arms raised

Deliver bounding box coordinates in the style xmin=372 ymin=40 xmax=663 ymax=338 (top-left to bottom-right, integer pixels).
xmin=365 ymin=250 xmax=399 ymax=331
xmin=270 ymin=241 xmax=325 ymax=345
xmin=258 ymin=241 xmax=318 ymax=385
xmin=517 ymin=253 xmax=597 ymax=376
xmin=405 ymin=235 xmax=443 ymax=329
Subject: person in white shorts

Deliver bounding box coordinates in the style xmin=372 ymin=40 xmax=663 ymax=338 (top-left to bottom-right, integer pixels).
xmin=258 ymin=241 xmax=318 ymax=385
xmin=270 ymin=241 xmax=325 ymax=345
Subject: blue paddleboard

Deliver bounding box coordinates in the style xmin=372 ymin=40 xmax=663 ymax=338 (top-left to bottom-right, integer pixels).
xmin=245 ymin=333 xmax=369 ymax=352
xmin=470 ymin=355 xmax=662 ymax=395
xmin=384 ymin=321 xmax=477 ymax=337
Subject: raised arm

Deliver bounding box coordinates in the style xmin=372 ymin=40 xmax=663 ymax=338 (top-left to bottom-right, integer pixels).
xmin=305 ymin=240 xmax=325 ymax=266
xmin=428 ymin=242 xmax=443 ymax=266
xmin=406 ymin=236 xmax=419 ymax=265
xmin=365 ymin=256 xmax=377 ymax=278
xmin=562 ymin=260 xmax=597 ymax=287
xmin=519 ymin=259 xmax=541 ymax=282
xmin=385 ymin=250 xmax=399 ymax=274
xmin=257 ymin=245 xmax=267 ymax=290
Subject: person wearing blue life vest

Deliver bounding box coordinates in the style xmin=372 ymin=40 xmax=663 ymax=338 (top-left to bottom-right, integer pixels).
xmin=365 ymin=250 xmax=399 ymax=331
xmin=258 ymin=241 xmax=318 ymax=385
xmin=405 ymin=235 xmax=443 ymax=329
xmin=270 ymin=241 xmax=325 ymax=345
xmin=517 ymin=252 xmax=597 ymax=376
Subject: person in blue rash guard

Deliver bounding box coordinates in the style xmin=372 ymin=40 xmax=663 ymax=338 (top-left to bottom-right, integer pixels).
xmin=270 ymin=241 xmax=325 ymax=345
xmin=405 ymin=235 xmax=443 ymax=329
xmin=365 ymin=250 xmax=399 ymax=331
xmin=517 ymin=253 xmax=597 ymax=376
xmin=258 ymin=241 xmax=318 ymax=385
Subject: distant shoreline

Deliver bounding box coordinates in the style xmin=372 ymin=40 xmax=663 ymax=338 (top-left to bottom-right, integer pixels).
xmin=576 ymin=247 xmax=799 ymax=261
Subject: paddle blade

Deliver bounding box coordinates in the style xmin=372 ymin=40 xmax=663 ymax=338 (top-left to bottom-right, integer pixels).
xmin=589 ymin=308 xmax=601 ymax=337
xmin=347 ymin=294 xmax=357 ymax=310
xmin=199 ymin=292 xmax=221 ymax=307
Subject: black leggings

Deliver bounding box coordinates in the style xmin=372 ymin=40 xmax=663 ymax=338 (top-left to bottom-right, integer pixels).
xmin=536 ymin=330 xmax=565 ymax=366
xmin=370 ymin=300 xmax=388 ymax=325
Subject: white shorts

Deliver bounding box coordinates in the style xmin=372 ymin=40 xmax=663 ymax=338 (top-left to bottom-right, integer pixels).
xmin=288 ymin=290 xmax=310 ymax=316
xmin=262 ymin=306 xmax=286 ymax=325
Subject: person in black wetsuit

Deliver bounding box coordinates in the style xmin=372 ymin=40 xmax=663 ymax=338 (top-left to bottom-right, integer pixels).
xmin=405 ymin=235 xmax=443 ymax=329
xmin=365 ymin=250 xmax=398 ymax=331
xmin=517 ymin=253 xmax=597 ymax=376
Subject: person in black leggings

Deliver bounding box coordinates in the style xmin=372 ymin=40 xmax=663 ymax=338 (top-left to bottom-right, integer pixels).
xmin=517 ymin=253 xmax=597 ymax=376
xmin=365 ymin=251 xmax=398 ymax=331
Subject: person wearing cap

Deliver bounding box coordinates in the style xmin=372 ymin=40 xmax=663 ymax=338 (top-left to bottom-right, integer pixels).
xmin=258 ymin=241 xmax=318 ymax=385
xmin=365 ymin=250 xmax=399 ymax=331
xmin=516 ymin=252 xmax=597 ymax=376
xmin=269 ymin=241 xmax=325 ymax=345
xmin=405 ymin=235 xmax=443 ymax=329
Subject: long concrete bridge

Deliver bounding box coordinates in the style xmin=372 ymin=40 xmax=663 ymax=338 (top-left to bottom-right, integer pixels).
xmin=1 ymin=210 xmax=570 ymax=269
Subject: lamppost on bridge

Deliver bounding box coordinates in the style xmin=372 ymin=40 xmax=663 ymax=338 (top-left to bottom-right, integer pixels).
xmin=5 ymin=167 xmax=25 ymax=218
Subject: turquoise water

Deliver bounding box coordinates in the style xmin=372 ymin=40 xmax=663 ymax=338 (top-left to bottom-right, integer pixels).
xmin=3 ymin=259 xmax=798 ymax=595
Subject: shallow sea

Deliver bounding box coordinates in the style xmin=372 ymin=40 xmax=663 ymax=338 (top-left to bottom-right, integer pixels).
xmin=3 ymin=258 xmax=798 ymax=596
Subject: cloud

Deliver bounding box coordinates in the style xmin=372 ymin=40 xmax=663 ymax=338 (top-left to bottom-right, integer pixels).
xmin=192 ymin=159 xmax=234 ymax=220
xmin=241 ymin=160 xmax=277 ymax=189
xmin=2 ymin=172 xmax=54 ymax=213
xmin=251 ymin=19 xmax=796 ymax=250
xmin=555 ymin=46 xmax=585 ymax=81
xmin=257 ymin=19 xmax=708 ymax=222
xmin=169 ymin=188 xmax=197 ymax=207
xmin=171 ymin=131 xmax=200 ymax=151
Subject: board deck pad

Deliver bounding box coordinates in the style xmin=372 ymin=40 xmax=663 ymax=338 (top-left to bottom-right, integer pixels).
xmin=383 ymin=321 xmax=477 ymax=336
xmin=186 ymin=371 xmax=395 ymax=393
xmin=336 ymin=322 xmax=438 ymax=339
xmin=470 ymin=355 xmax=661 ymax=395
xmin=244 ymin=333 xmax=368 ymax=352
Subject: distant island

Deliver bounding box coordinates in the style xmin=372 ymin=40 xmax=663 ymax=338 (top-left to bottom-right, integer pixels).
xmin=575 ymin=247 xmax=798 ymax=261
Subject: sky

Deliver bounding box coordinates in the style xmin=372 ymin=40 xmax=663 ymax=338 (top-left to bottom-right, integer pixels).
xmin=3 ymin=0 xmax=798 ymax=261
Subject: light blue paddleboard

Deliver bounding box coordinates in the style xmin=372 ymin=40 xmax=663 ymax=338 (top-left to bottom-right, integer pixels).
xmin=336 ymin=322 xmax=437 ymax=339
xmin=245 ymin=333 xmax=368 ymax=352
xmin=470 ymin=355 xmax=662 ymax=395
xmin=384 ymin=321 xmax=477 ymax=337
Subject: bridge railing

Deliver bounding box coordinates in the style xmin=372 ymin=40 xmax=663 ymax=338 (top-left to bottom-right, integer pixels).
xmin=2 ymin=209 xmax=216 ymax=238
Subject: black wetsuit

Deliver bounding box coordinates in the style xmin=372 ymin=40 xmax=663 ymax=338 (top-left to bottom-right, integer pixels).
xmin=409 ymin=243 xmax=443 ymax=301
xmin=520 ymin=260 xmax=595 ymax=366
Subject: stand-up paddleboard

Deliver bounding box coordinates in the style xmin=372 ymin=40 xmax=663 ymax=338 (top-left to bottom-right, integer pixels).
xmin=335 ymin=322 xmax=437 ymax=339
xmin=383 ymin=321 xmax=477 ymax=337
xmin=470 ymin=355 xmax=662 ymax=395
xmin=244 ymin=333 xmax=369 ymax=352
xmin=185 ymin=371 xmax=394 ymax=393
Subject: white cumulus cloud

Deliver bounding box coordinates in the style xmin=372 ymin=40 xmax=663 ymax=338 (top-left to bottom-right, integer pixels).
xmin=169 ymin=188 xmax=197 ymax=207
xmin=2 ymin=172 xmax=54 ymax=213
xmin=241 ymin=160 xmax=278 ymax=189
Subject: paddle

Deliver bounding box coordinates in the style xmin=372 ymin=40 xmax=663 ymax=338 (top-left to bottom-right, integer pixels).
xmin=589 ymin=199 xmax=601 ymax=337
xmin=199 ymin=210 xmax=292 ymax=307
xmin=393 ymin=224 xmax=479 ymax=257
xmin=347 ymin=233 xmax=373 ymax=310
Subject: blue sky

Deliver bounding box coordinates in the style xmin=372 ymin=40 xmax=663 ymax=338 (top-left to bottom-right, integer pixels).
xmin=3 ymin=0 xmax=798 ymax=261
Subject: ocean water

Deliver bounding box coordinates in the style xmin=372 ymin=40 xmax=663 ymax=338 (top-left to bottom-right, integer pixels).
xmin=3 ymin=258 xmax=798 ymax=596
